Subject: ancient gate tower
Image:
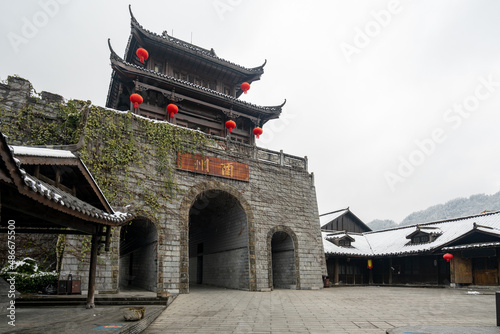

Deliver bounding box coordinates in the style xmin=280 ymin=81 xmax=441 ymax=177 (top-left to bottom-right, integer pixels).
xmin=61 ymin=6 xmax=325 ymax=294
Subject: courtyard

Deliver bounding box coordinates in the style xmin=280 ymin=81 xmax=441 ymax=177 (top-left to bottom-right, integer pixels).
xmin=143 ymin=285 xmax=498 ymax=334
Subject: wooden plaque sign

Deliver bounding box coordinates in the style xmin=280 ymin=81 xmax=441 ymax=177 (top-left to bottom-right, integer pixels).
xmin=176 ymin=152 xmax=249 ymax=182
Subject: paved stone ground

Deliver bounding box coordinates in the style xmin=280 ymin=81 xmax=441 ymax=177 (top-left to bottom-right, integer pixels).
xmin=143 ymin=285 xmax=499 ymax=334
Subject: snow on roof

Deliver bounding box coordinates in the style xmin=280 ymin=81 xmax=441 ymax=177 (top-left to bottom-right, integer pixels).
xmin=322 ymin=231 xmax=373 ymax=256
xmin=22 ymin=171 xmax=131 ymax=224
xmin=323 ymin=211 xmax=500 ymax=257
xmin=443 ymin=241 xmax=500 ymax=251
xmin=319 ymin=208 xmax=349 ymax=226
xmin=12 ymin=146 xmax=76 ymax=159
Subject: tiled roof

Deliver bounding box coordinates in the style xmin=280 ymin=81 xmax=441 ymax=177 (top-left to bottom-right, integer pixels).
xmin=2 ymin=135 xmax=133 ymax=226
xmin=21 ymin=172 xmax=130 ymax=224
xmin=128 ymin=5 xmax=266 ymax=74
xmin=443 ymin=241 xmax=500 ymax=251
xmin=323 ymin=211 xmax=500 ymax=257
xmin=108 ymin=39 xmax=285 ymax=115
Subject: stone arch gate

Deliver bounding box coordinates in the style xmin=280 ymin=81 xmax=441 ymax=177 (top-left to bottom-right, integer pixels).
xmin=119 ymin=215 xmax=164 ymax=293
xmin=179 ymin=181 xmax=257 ymax=293
xmin=268 ymin=225 xmax=300 ymax=290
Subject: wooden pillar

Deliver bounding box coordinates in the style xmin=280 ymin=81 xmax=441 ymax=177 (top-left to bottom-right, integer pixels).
xmin=86 ymin=228 xmax=100 ymax=309
xmin=104 ymin=226 xmax=112 ymax=252
xmin=389 ymin=258 xmax=393 ymax=285
xmin=334 ymin=258 xmax=339 ymax=284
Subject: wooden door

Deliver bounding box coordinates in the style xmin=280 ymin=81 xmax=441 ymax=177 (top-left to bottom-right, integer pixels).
xmin=452 ymin=256 xmax=472 ymax=284
xmin=473 ymin=257 xmax=498 ymax=285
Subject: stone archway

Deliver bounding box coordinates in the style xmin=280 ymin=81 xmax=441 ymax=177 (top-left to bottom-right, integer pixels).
xmin=119 ymin=217 xmax=159 ymax=292
xmin=268 ymin=226 xmax=300 ymax=290
xmin=179 ymin=181 xmax=256 ymax=293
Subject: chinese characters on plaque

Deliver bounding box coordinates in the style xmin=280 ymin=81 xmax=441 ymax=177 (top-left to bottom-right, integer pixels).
xmin=176 ymin=152 xmax=249 ymax=182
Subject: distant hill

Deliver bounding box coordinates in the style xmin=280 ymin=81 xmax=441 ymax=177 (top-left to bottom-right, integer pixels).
xmin=368 ymin=191 xmax=500 ymax=231
xmin=367 ymin=219 xmax=397 ymax=231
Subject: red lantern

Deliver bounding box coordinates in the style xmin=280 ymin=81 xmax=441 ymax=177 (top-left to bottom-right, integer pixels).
xmin=167 ymin=104 xmax=178 ymax=118
xmin=367 ymin=259 xmax=373 ymax=269
xmin=129 ymin=93 xmax=143 ymax=109
xmin=253 ymin=127 xmax=263 ymax=139
xmin=443 ymin=253 xmax=453 ymax=262
xmin=136 ymin=48 xmax=149 ymax=63
xmin=240 ymin=82 xmax=250 ymax=94
xmin=225 ymin=120 xmax=236 ymax=133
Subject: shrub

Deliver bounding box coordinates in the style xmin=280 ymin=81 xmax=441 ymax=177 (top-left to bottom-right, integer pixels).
xmin=1 ymin=257 xmax=58 ymax=294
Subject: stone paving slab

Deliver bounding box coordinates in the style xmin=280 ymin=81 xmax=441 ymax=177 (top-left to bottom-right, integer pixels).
xmin=0 ymin=305 xmax=166 ymax=334
xmin=388 ymin=325 xmax=500 ymax=333
xmin=143 ymin=285 xmax=498 ymax=334
xmin=1 ymin=284 xmax=498 ymax=333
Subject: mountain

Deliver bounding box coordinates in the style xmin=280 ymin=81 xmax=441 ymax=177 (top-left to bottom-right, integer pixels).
xmin=368 ymin=191 xmax=500 ymax=231
xmin=367 ymin=219 xmax=397 ymax=231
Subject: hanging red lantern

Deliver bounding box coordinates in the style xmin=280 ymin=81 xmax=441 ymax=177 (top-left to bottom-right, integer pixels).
xmin=253 ymin=127 xmax=263 ymax=138
xmin=136 ymin=48 xmax=149 ymax=63
xmin=240 ymin=82 xmax=250 ymax=94
xmin=443 ymin=253 xmax=453 ymax=262
xmin=225 ymin=120 xmax=236 ymax=133
xmin=367 ymin=259 xmax=373 ymax=269
xmin=166 ymin=104 xmax=178 ymax=118
xmin=129 ymin=93 xmax=143 ymax=109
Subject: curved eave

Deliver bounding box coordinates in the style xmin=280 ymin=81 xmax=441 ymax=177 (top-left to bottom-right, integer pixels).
xmin=128 ymin=5 xmax=265 ymax=77
xmin=109 ymin=49 xmax=284 ymax=119
xmin=1 ymin=133 xmax=133 ymax=228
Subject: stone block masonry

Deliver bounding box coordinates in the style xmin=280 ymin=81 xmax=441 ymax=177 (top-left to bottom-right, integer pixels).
xmin=0 ymin=76 xmax=326 ymax=294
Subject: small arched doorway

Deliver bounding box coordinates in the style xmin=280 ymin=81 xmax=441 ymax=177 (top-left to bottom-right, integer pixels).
xmin=188 ymin=189 xmax=250 ymax=290
xmin=269 ymin=229 xmax=298 ymax=289
xmin=119 ymin=218 xmax=158 ymax=292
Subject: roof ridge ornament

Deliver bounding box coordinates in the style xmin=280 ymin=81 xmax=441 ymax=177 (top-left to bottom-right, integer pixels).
xmin=107 ymin=39 xmax=120 ymax=61
xmin=128 ymin=4 xmax=137 ymax=24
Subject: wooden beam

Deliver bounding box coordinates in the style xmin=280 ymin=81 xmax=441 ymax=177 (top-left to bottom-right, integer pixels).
xmin=86 ymin=228 xmax=100 ymax=309
xmin=0 ymin=228 xmax=93 ymax=235
xmin=389 ymin=258 xmax=393 ymax=284
xmin=134 ymin=81 xmax=261 ymax=122
xmin=2 ymin=201 xmax=98 ymax=235
xmin=334 ymin=258 xmax=339 ymax=285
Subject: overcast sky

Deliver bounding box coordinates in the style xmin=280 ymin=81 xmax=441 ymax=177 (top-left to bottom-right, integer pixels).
xmin=1 ymin=0 xmax=500 ymax=224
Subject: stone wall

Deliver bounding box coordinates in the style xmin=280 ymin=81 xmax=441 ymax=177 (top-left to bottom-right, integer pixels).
xmin=271 ymin=231 xmax=296 ymax=289
xmin=0 ymin=76 xmax=326 ymax=294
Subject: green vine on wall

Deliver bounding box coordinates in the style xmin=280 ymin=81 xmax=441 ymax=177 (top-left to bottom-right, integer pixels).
xmin=1 ymin=95 xmax=212 ymax=266
xmin=0 ymin=101 xmax=83 ymax=146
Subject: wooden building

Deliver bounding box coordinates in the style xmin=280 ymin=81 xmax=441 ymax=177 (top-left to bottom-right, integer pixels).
xmin=0 ymin=132 xmax=132 ymax=307
xmin=323 ymin=211 xmax=500 ymax=287
xmin=320 ymin=208 xmax=371 ymax=233
xmin=106 ymin=5 xmax=285 ymax=145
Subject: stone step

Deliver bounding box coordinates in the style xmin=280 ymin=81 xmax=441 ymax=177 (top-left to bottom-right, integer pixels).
xmin=16 ymin=297 xmax=169 ymax=307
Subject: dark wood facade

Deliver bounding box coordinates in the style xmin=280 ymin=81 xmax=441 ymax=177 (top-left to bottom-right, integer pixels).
xmin=106 ymin=6 xmax=285 ymax=145
xmin=324 ymin=217 xmax=500 ymax=287
xmin=320 ymin=208 xmax=371 ymax=233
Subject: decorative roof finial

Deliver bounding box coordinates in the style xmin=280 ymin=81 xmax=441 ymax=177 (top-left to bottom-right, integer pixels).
xmin=129 ymin=4 xmax=137 ymax=23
